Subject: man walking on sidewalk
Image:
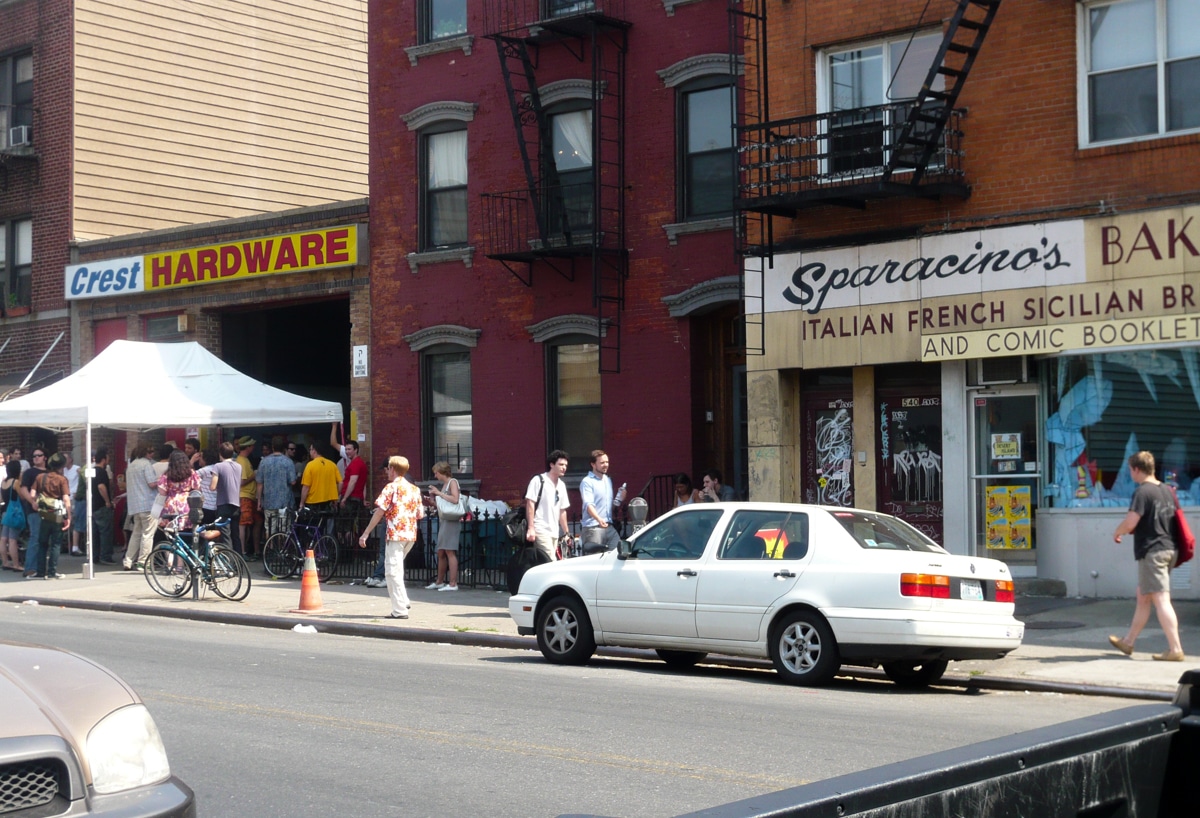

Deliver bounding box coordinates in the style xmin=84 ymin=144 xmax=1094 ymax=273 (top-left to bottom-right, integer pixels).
xmin=358 ymin=455 xmax=424 ymax=619
xmin=1110 ymin=450 xmax=1186 ymax=662
xmin=525 ymin=450 xmax=571 ymax=562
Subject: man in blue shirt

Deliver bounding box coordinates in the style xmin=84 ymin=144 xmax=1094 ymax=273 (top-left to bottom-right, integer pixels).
xmin=256 ymin=436 xmax=297 ymax=540
xmin=580 ymin=449 xmax=625 ymax=552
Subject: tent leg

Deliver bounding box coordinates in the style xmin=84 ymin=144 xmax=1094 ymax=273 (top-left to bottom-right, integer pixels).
xmin=83 ymin=423 xmax=93 ymax=580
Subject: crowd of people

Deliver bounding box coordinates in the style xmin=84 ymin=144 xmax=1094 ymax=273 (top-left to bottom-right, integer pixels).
xmin=0 ymin=423 xmax=372 ymax=578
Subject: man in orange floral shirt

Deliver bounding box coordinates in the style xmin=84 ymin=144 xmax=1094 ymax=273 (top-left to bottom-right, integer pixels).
xmin=358 ymin=455 xmax=424 ymax=619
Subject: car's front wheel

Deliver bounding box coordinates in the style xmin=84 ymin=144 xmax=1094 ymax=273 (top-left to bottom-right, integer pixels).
xmin=656 ymin=649 xmax=707 ymax=669
xmin=770 ymin=610 xmax=839 ymax=686
xmin=882 ymin=659 xmax=949 ymax=687
xmin=536 ymin=594 xmax=596 ymax=665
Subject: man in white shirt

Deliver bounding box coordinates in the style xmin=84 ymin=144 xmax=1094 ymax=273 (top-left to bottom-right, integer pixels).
xmin=122 ymin=443 xmax=159 ymax=570
xmin=525 ymin=449 xmax=571 ymax=562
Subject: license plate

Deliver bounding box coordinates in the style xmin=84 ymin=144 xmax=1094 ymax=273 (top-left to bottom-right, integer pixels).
xmin=960 ymin=579 xmax=983 ymax=601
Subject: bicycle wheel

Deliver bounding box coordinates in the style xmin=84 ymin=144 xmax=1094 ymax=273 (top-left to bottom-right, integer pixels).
xmin=209 ymin=546 xmax=252 ymax=601
xmin=313 ymin=535 xmax=339 ymax=582
xmin=144 ymin=545 xmax=193 ymax=598
xmin=263 ymin=532 xmax=301 ymax=579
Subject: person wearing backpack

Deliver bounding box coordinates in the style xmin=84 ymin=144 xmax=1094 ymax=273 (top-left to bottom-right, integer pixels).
xmin=0 ymin=461 xmax=23 ymax=571
xmin=30 ymin=453 xmax=71 ymax=579
xmin=525 ymin=450 xmax=571 ymax=562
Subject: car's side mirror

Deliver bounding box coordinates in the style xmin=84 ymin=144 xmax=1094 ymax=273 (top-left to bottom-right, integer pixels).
xmin=617 ymin=539 xmax=633 ymax=560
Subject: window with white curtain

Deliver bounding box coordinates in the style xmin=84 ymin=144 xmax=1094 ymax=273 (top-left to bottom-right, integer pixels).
xmin=549 ymin=108 xmax=593 ymax=235
xmin=1083 ymin=0 xmax=1200 ymax=144
xmin=423 ymin=128 xmax=468 ymax=249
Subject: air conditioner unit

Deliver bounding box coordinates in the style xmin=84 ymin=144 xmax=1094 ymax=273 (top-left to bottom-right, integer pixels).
xmin=977 ymin=356 xmax=1028 ymax=386
xmin=8 ymin=126 xmax=31 ymax=148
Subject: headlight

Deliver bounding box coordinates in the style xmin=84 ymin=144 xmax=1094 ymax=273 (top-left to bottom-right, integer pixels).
xmin=86 ymin=705 xmax=171 ymax=794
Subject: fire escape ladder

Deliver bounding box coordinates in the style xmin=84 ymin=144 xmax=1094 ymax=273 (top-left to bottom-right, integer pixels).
xmin=592 ymin=24 xmax=628 ymax=374
xmin=493 ymin=35 xmax=560 ymax=257
xmin=730 ymin=0 xmax=770 ymax=356
xmin=885 ymin=0 xmax=1000 ymax=184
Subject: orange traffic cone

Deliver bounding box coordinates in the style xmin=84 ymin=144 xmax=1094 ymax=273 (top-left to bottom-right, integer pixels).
xmin=291 ymin=550 xmax=329 ymax=614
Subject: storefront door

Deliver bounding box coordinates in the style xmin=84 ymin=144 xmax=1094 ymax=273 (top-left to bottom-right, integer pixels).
xmin=972 ymin=391 xmax=1040 ymax=558
xmin=877 ymin=392 xmax=943 ymax=544
xmin=802 ymin=395 xmax=854 ymax=507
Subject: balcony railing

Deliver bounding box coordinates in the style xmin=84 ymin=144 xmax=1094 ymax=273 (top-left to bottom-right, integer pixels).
xmin=482 ymin=182 xmax=601 ymax=261
xmin=483 ymin=0 xmax=625 ymax=37
xmin=737 ymin=102 xmax=967 ymax=216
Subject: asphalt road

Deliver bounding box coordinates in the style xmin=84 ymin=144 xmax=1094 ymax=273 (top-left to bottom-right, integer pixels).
xmin=3 ymin=603 xmax=1137 ymax=818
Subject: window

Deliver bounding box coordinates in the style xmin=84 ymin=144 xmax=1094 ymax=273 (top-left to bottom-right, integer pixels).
xmin=422 ymin=127 xmax=468 ymax=249
xmin=547 ymin=0 xmax=595 ymax=18
xmin=632 ymin=509 xmax=723 ymax=560
xmin=823 ymin=32 xmax=944 ymax=174
xmin=1084 ymin=0 xmax=1200 ymax=144
xmin=681 ymin=80 xmax=734 ymax=219
xmin=144 ymin=314 xmax=184 ymax=342
xmin=0 ymin=52 xmax=33 ymax=149
xmin=549 ymin=340 xmax=600 ymax=473
xmin=548 ymin=108 xmax=593 ymax=236
xmin=1047 ymin=348 xmax=1200 ymax=509
xmin=424 ymin=346 xmax=473 ymax=477
xmin=718 ymin=510 xmax=810 ymax=560
xmin=421 ymin=0 xmax=467 ymax=42
xmin=2 ymin=218 xmax=32 ymax=307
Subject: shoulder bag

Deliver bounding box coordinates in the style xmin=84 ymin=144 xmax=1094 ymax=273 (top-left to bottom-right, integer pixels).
xmin=2 ymin=483 xmax=25 ymax=529
xmin=435 ymin=479 xmax=467 ymax=522
xmin=1168 ymin=486 xmax=1195 ymax=568
xmin=504 ymin=476 xmax=544 ymax=542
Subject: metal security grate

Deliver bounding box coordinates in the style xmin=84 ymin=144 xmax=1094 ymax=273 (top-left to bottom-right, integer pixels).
xmin=0 ymin=759 xmax=60 ymax=814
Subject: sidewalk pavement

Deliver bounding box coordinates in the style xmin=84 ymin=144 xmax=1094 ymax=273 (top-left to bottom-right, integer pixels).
xmin=3 ymin=556 xmax=1198 ymax=700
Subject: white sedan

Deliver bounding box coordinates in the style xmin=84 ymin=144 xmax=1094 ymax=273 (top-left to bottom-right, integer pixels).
xmin=510 ymin=503 xmax=1024 ymax=686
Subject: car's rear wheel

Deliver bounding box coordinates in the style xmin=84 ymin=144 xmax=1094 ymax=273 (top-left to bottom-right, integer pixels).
xmin=882 ymin=659 xmax=949 ymax=687
xmin=536 ymin=595 xmax=595 ymax=665
xmin=656 ymin=649 xmax=707 ymax=669
xmin=770 ymin=610 xmax=839 ymax=686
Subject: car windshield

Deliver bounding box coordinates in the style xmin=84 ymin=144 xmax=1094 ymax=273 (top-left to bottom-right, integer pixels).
xmin=830 ymin=510 xmax=946 ymax=553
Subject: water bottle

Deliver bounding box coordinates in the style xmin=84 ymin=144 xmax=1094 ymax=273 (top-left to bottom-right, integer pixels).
xmin=616 ymin=482 xmax=627 ymax=504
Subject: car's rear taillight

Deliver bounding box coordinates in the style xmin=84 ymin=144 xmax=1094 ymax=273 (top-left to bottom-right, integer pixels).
xmin=900 ymin=573 xmax=950 ymax=598
xmin=994 ymin=579 xmax=1014 ymax=603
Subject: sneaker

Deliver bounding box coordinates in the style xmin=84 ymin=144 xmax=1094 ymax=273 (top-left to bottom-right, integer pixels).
xmin=387 ymin=612 xmax=409 ymax=619
xmin=363 ymin=577 xmax=381 ymax=588
xmin=47 ymin=573 xmax=65 ymax=580
xmin=71 ymin=548 xmax=82 ymax=556
xmin=424 ymin=582 xmax=444 ymax=590
xmin=437 ymin=584 xmax=459 ymax=592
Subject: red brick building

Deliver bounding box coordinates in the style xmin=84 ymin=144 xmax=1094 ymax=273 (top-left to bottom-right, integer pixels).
xmin=0 ymin=0 xmax=73 ymax=452
xmin=370 ymin=0 xmax=746 ymax=506
xmin=737 ymin=0 xmax=1200 ymax=596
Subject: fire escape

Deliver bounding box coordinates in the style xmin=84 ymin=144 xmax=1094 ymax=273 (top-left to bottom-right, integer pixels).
xmin=482 ymin=0 xmax=630 ymax=373
xmin=729 ymin=0 xmax=1000 ymax=355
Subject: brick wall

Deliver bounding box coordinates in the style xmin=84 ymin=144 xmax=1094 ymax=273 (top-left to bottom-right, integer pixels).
xmin=370 ymin=1 xmax=740 ymax=501
xmin=759 ymin=0 xmax=1200 ymax=244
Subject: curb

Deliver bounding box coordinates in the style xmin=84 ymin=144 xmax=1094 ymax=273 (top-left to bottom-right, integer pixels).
xmin=4 ymin=595 xmax=1175 ymax=702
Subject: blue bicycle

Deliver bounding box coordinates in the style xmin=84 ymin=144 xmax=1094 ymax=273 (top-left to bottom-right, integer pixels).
xmin=144 ymin=515 xmax=251 ymax=601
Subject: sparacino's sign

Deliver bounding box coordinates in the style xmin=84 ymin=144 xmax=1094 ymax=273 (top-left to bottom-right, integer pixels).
xmin=65 ymin=224 xmax=364 ymax=301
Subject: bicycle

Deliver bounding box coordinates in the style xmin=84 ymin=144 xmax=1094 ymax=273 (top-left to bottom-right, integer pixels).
xmin=262 ymin=506 xmax=339 ymax=582
xmin=143 ymin=515 xmax=252 ymax=602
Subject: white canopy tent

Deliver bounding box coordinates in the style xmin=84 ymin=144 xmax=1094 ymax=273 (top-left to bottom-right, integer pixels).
xmin=0 ymin=340 xmax=343 ymax=576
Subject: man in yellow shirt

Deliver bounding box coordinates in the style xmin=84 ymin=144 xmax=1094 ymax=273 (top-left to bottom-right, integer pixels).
xmin=235 ymin=436 xmax=260 ymax=559
xmin=300 ymin=441 xmax=341 ymax=516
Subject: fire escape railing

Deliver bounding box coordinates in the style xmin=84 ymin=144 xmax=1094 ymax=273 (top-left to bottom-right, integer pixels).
xmin=737 ymin=103 xmax=966 ymax=212
xmin=483 ymin=0 xmax=629 ymax=373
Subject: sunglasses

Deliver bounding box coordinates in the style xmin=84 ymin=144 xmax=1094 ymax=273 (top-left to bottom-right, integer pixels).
xmin=32 ymin=453 xmax=45 ymax=458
